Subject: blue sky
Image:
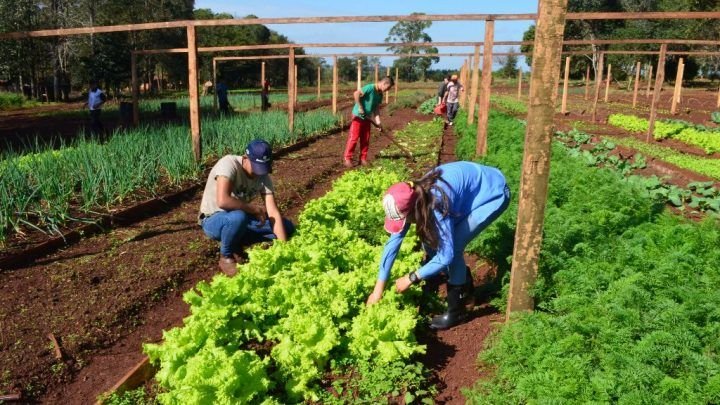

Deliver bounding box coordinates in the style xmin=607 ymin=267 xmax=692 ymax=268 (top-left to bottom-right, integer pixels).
xmin=194 ymin=1 xmax=538 ymax=70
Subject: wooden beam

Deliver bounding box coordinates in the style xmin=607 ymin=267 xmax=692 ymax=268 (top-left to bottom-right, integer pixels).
xmin=561 ymin=56 xmax=571 ymax=114
xmin=131 ymin=53 xmax=139 ymax=126
xmin=632 ymin=61 xmax=641 ymax=108
xmin=604 ymin=63 xmax=612 ymax=102
xmin=332 ymin=56 xmax=338 ymax=114
xmin=591 ymin=52 xmax=605 ymax=122
xmin=646 ymin=64 xmax=653 ymax=98
xmin=288 ymin=47 xmax=295 ymax=132
xmin=584 ymin=65 xmax=590 ymax=100
xmin=476 ymin=20 xmax=494 ymax=156
xmin=507 ymin=0 xmax=570 ymax=317
xmin=467 ymin=44 xmax=481 ymax=124
xmin=647 ymin=44 xmax=667 ymax=142
xmin=671 ymin=58 xmax=684 ymax=114
xmin=4 ymin=12 xmax=720 ymax=40
xmin=187 ymin=25 xmax=201 ymax=163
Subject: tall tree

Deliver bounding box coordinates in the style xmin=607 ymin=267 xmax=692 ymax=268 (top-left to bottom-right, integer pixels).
xmin=496 ymin=47 xmax=520 ymax=78
xmin=385 ymin=12 xmax=439 ymax=81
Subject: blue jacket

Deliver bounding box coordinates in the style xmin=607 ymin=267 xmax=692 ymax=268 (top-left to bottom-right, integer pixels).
xmin=377 ymin=161 xmax=507 ymax=281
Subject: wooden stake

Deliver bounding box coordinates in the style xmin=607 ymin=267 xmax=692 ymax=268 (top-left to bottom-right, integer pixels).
xmin=186 ymin=25 xmax=201 ymax=163
xmin=678 ymin=61 xmax=685 ymax=104
xmin=332 ymin=56 xmax=338 ymax=114
xmin=374 ymin=63 xmax=379 ymax=83
xmin=632 ymin=61 xmax=641 ymax=108
xmin=518 ymin=68 xmax=523 ymax=99
xmin=317 ymin=65 xmax=321 ymax=101
xmin=212 ymin=58 xmax=218 ymax=111
xmin=584 ymin=65 xmax=590 ymax=100
xmin=288 ymin=47 xmax=295 ymax=132
xmin=717 ymin=83 xmax=720 ymax=108
xmin=671 ymin=58 xmax=684 ymax=114
xmin=646 ymin=64 xmax=653 ymax=98
xmin=385 ymin=66 xmax=390 ymax=103
xmin=394 ymin=67 xmax=399 ymax=102
xmin=591 ymin=52 xmax=604 ymax=122
xmin=467 ymin=44 xmax=481 ymax=124
xmin=561 ymin=56 xmax=571 ymax=114
xmin=47 ymin=333 xmax=63 ymax=360
xmin=507 ymin=0 xmax=569 ymax=317
xmin=476 ymin=19 xmax=495 ymax=156
xmin=647 ymin=44 xmax=667 ymax=141
xmin=357 ymin=59 xmax=362 ymax=91
xmin=294 ymin=64 xmax=298 ymax=105
xmin=261 ymin=61 xmax=265 ymax=88
xmin=131 ymin=53 xmax=139 ymax=126
xmin=604 ymin=63 xmax=612 ymax=102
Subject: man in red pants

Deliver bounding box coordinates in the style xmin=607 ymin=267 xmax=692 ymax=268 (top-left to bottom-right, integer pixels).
xmin=343 ymin=76 xmax=394 ymax=167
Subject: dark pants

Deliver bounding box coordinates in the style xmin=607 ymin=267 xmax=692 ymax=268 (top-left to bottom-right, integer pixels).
xmin=89 ymin=109 xmax=103 ymax=134
xmin=261 ymin=93 xmax=270 ymax=111
xmin=446 ymin=102 xmax=459 ymax=122
xmin=201 ymin=210 xmax=295 ymax=257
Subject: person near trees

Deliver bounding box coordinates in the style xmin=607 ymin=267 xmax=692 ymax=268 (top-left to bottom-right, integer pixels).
xmin=442 ymin=74 xmax=464 ymax=127
xmin=216 ymin=79 xmax=230 ymax=113
xmin=343 ymin=76 xmax=394 ymax=167
xmin=436 ymin=75 xmax=450 ymax=105
xmin=261 ymin=79 xmax=271 ymax=111
xmin=366 ymin=161 xmax=511 ymax=330
xmin=198 ymin=140 xmax=294 ymax=276
xmin=85 ymin=80 xmax=106 ymax=135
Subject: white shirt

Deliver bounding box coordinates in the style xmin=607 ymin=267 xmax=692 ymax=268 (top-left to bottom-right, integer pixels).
xmin=88 ymin=88 xmax=104 ymax=110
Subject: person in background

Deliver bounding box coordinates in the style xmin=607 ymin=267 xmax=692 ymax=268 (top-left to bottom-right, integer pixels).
xmin=436 ymin=75 xmax=450 ymax=106
xmin=261 ymin=79 xmax=271 ymax=111
xmin=442 ymin=74 xmax=464 ymax=127
xmin=86 ymin=80 xmax=106 ymax=135
xmin=216 ymin=79 xmax=230 ymax=113
xmin=198 ymin=140 xmax=294 ymax=276
xmin=366 ymin=161 xmax=511 ymax=330
xmin=343 ymin=76 xmax=394 ymax=168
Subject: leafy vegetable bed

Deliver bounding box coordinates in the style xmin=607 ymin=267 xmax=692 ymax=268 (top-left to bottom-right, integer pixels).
xmin=609 ymin=113 xmax=720 ymax=154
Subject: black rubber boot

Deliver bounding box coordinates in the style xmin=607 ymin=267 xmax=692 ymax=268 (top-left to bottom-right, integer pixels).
xmin=463 ymin=266 xmax=475 ymax=309
xmin=430 ymin=283 xmax=466 ymax=330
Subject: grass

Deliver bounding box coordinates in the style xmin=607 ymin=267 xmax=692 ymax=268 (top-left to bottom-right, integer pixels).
xmin=0 ymin=92 xmax=43 ymax=110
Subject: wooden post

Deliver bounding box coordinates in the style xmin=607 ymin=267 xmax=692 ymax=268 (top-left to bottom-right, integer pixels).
xmin=591 ymin=52 xmax=605 ymax=122
xmin=317 ymin=65 xmax=321 ymax=101
xmin=385 ymin=66 xmax=390 ymax=103
xmin=357 ymin=59 xmax=362 ymax=91
xmin=561 ymin=56 xmax=571 ymax=114
xmin=374 ymin=63 xmax=379 ymax=83
xmin=394 ymin=67 xmax=398 ymax=102
xmin=131 ymin=53 xmax=139 ymax=126
xmin=476 ymin=20 xmax=495 ymax=156
xmin=677 ymin=60 xmax=685 ymax=104
xmin=186 ymin=25 xmax=201 ymax=163
xmin=288 ymin=47 xmax=295 ymax=133
xmin=332 ymin=56 xmax=338 ymax=114
xmin=517 ymin=68 xmax=523 ymax=99
xmin=294 ymin=64 xmax=298 ymax=105
xmin=604 ymin=63 xmax=612 ymax=102
xmin=671 ymin=58 xmax=684 ymax=114
xmin=467 ymin=44 xmax=481 ymax=124
xmin=717 ymin=83 xmax=720 ymax=109
xmin=646 ymin=64 xmax=653 ymax=98
xmin=584 ymin=65 xmax=590 ymax=100
xmin=212 ymin=58 xmax=218 ymax=111
xmin=463 ymin=57 xmax=471 ymax=106
xmin=507 ymin=0 xmax=569 ymax=317
xmin=647 ymin=44 xmax=667 ymax=141
xmin=632 ymin=61 xmax=641 ymax=108
xmin=261 ymin=61 xmax=265 ymax=86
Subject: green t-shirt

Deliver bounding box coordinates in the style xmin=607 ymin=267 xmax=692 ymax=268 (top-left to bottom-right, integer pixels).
xmin=352 ymin=83 xmax=382 ymax=119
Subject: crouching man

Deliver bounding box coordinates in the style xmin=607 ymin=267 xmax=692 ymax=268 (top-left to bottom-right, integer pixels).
xmin=198 ymin=139 xmax=294 ymax=276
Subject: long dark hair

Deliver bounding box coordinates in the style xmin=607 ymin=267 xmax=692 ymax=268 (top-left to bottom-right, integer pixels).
xmin=412 ymin=169 xmax=451 ymax=251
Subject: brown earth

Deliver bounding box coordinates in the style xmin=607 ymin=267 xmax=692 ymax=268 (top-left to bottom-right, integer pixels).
xmin=0 ymin=106 xmax=435 ymax=403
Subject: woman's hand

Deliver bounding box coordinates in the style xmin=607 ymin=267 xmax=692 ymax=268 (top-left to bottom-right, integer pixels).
xmin=366 ymin=291 xmax=382 ymax=305
xmin=395 ymin=275 xmax=412 ymax=293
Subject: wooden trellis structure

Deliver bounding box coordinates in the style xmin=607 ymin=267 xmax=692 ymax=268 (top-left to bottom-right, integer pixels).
xmin=3 ymin=10 xmax=720 ymax=316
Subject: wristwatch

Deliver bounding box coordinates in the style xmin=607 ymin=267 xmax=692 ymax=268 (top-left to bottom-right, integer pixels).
xmin=408 ymin=271 xmax=420 ymax=285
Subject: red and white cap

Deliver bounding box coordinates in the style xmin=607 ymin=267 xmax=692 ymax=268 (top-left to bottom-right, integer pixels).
xmin=382 ymin=182 xmax=417 ymax=234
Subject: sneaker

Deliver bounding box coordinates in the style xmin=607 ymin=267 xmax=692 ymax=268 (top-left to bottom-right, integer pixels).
xmin=218 ymin=257 xmax=238 ymax=277
xmin=448 ymin=121 xmax=454 ymax=126
xmin=343 ymin=159 xmax=353 ymax=168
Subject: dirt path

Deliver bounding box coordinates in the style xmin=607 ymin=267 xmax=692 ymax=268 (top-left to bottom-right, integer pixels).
xmin=0 ymin=108 xmax=428 ymax=403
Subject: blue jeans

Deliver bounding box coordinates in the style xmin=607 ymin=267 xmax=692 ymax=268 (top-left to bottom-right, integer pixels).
xmin=201 ymin=210 xmax=295 ymax=257
xmin=424 ymin=185 xmax=511 ymax=285
xmin=446 ymin=102 xmax=459 ymax=122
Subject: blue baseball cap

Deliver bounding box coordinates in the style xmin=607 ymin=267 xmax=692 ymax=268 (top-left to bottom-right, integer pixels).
xmin=245 ymin=139 xmax=273 ymax=175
